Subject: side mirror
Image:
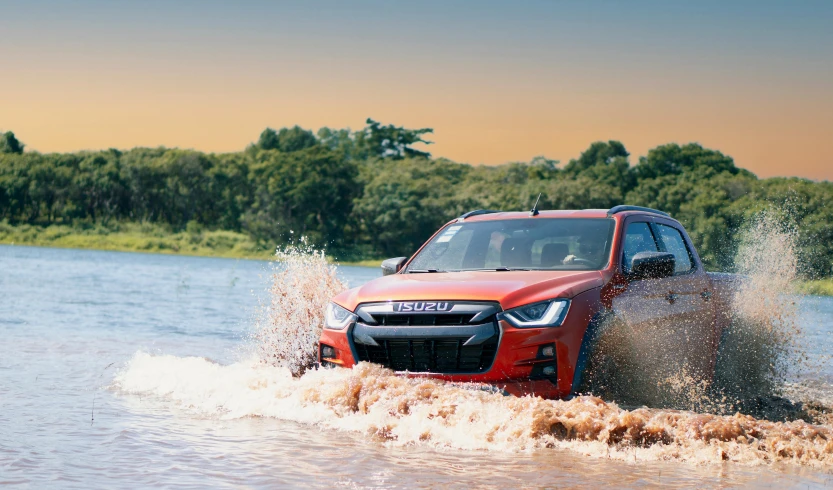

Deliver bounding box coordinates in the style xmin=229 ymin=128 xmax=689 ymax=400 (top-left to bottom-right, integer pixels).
xmin=381 ymin=257 xmax=408 ymax=276
xmin=628 ymin=252 xmax=675 ymax=281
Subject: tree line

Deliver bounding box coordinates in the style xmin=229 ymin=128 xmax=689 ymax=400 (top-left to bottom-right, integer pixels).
xmin=1 ymin=121 xmax=831 ymax=276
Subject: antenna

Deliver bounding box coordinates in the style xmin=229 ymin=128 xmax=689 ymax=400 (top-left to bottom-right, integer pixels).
xmin=530 ymin=193 xmax=542 ymax=216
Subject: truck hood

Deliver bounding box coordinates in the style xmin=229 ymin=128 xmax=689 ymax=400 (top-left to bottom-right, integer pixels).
xmin=333 ymin=270 xmax=604 ymax=311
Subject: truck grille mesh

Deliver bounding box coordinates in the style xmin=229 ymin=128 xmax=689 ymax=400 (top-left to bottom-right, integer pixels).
xmin=354 ymin=335 xmax=499 ymax=373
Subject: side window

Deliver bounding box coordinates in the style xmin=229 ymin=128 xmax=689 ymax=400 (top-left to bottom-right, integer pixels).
xmin=655 ymin=224 xmax=694 ymax=273
xmin=622 ymin=222 xmax=658 ymax=273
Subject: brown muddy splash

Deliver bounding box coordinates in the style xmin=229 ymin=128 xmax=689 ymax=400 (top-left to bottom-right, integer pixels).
xmin=323 ymin=363 xmax=833 ymax=467
xmin=114 ymin=355 xmax=833 ymax=467
xmin=711 ymin=210 xmax=808 ymax=418
xmin=578 ymin=211 xmax=818 ymax=422
xmin=252 ymin=238 xmax=346 ymax=376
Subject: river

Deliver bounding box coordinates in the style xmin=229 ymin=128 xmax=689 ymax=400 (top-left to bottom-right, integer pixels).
xmin=1 ymin=245 xmax=832 ymax=488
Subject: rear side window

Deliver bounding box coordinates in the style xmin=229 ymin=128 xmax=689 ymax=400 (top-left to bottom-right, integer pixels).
xmin=655 ymin=224 xmax=694 ymax=273
xmin=622 ymin=222 xmax=657 ymax=273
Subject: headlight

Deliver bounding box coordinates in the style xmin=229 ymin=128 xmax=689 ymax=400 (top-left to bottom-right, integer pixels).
xmin=325 ymin=303 xmax=356 ymax=330
xmin=502 ymin=299 xmax=569 ymax=328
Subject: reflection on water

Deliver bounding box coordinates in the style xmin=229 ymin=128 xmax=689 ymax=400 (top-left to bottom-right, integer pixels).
xmin=1 ymin=244 xmax=833 ymax=488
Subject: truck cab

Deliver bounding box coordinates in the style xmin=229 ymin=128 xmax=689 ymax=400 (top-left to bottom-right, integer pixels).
xmin=319 ymin=206 xmax=721 ymax=399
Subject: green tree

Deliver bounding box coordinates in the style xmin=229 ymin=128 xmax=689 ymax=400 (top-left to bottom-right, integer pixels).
xmin=564 ymin=141 xmax=629 ymax=174
xmin=244 ymin=146 xmax=358 ymax=247
xmin=1 ymin=131 xmax=24 ymax=154
xmin=358 ymin=118 xmax=434 ymax=159
xmin=256 ymin=126 xmax=318 ymax=152
xmin=633 ymin=143 xmax=738 ymax=180
xmin=352 ymin=157 xmax=469 ymax=256
xmin=317 ymin=127 xmax=357 ymax=158
xmin=275 ymin=126 xmax=318 ymax=152
xmin=563 ymin=141 xmax=634 ymax=194
xmin=256 ymin=128 xmax=281 ymax=151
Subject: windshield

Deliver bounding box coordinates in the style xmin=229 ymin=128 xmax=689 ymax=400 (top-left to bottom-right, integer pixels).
xmin=406 ymin=218 xmax=615 ymax=272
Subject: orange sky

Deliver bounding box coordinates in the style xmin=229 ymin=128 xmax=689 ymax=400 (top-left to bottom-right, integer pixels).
xmin=2 ymin=1 xmax=831 ymax=180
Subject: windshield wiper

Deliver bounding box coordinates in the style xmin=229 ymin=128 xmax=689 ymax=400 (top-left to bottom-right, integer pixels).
xmin=407 ymin=267 xmax=530 ymax=273
xmin=464 ymin=267 xmax=530 ymax=272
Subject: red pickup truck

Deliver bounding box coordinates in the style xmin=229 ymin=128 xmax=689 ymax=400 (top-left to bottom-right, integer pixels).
xmin=318 ymin=206 xmax=736 ymax=399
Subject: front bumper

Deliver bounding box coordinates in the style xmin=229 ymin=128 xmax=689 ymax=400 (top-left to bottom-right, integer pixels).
xmin=320 ymin=291 xmax=598 ymax=399
xmin=321 ymin=321 xmax=591 ymax=399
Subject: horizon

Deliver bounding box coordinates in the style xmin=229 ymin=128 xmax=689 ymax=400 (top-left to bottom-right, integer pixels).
xmin=2 ymin=0 xmax=832 ymax=180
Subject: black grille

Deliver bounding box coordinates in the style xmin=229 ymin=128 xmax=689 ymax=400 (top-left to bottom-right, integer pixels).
xmin=371 ymin=314 xmax=477 ymax=326
xmin=353 ymin=334 xmax=499 ymax=373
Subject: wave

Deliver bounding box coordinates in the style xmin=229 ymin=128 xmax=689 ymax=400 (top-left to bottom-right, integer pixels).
xmin=112 ymin=352 xmax=833 ymax=467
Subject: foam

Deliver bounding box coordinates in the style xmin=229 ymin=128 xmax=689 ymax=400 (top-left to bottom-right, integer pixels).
xmin=113 ymin=353 xmax=833 ymax=466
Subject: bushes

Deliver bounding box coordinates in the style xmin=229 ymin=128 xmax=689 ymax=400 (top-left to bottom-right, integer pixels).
xmin=0 ymin=122 xmax=831 ymax=275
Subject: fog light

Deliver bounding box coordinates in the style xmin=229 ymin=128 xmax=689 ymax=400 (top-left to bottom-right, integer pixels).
xmin=541 ymin=345 xmax=555 ymax=357
xmin=321 ymin=345 xmax=336 ymax=358
xmin=530 ymin=361 xmax=558 ymax=384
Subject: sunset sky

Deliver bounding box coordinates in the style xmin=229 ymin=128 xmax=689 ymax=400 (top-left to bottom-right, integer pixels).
xmin=2 ymin=0 xmax=831 ymax=180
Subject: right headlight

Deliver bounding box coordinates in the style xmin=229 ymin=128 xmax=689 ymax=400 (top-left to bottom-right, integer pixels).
xmin=501 ymin=299 xmax=570 ymax=328
xmin=325 ymin=302 xmax=356 ymax=330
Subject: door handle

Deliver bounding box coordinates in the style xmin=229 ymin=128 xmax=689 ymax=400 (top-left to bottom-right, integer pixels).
xmin=701 ymin=290 xmax=713 ymax=301
xmin=665 ymin=292 xmax=678 ymax=304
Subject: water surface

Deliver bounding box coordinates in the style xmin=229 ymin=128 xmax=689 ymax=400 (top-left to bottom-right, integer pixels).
xmin=1 ymin=245 xmax=832 ymax=488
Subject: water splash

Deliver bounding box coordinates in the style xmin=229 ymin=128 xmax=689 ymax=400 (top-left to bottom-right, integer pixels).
xmin=113 ymin=353 xmax=833 ymax=467
xmin=577 ymin=209 xmax=813 ymax=419
xmin=711 ymin=210 xmax=806 ymax=417
xmin=577 ymin=311 xmax=718 ymax=412
xmin=251 ymin=238 xmax=347 ymax=376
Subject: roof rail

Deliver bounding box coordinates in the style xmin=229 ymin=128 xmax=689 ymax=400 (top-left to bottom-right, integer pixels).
xmin=457 ymin=209 xmax=500 ymax=221
xmin=607 ymin=205 xmax=670 ymax=217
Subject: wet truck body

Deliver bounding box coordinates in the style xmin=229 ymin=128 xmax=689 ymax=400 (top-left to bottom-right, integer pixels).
xmin=319 ymin=206 xmax=735 ymax=399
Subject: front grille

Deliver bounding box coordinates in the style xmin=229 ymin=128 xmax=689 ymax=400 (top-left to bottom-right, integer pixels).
xmin=351 ymin=301 xmax=501 ymax=374
xmin=354 ymin=335 xmax=499 ymax=373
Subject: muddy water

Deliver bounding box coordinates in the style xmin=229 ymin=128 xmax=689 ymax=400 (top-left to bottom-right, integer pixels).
xmin=2 ymin=245 xmax=833 ymax=488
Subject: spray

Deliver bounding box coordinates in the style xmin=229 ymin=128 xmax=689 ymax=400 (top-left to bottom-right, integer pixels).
xmin=252 ymin=238 xmax=347 ymax=377
xmin=113 ymin=352 xmax=833 ymax=467
xmin=572 ymin=210 xmax=811 ymax=418
xmin=710 ymin=210 xmax=806 ymax=418
xmin=112 ymin=220 xmax=833 ymax=467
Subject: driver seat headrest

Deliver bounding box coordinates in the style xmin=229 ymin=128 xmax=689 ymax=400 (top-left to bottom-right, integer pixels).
xmin=540 ymin=243 xmax=569 ymax=267
xmin=500 ymin=238 xmax=530 ymax=268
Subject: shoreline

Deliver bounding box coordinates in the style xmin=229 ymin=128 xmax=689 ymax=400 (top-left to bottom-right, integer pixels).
xmin=2 ymin=224 xmax=830 ymax=292
xmin=796 ymin=280 xmax=833 ymax=297
xmin=0 ymin=223 xmax=383 ymax=268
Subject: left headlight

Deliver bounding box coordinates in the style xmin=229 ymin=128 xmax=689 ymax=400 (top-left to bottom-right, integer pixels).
xmin=501 ymin=299 xmax=570 ymax=328
xmin=325 ymin=302 xmax=356 ymax=330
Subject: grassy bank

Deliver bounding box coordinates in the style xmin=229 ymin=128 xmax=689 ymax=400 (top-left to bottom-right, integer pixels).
xmin=0 ymin=221 xmax=275 ymax=259
xmin=797 ymin=279 xmax=833 ymax=297
xmin=0 ymin=221 xmax=384 ymax=266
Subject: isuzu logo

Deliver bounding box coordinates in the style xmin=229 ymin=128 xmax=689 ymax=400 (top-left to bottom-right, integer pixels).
xmin=392 ymin=301 xmax=451 ymax=312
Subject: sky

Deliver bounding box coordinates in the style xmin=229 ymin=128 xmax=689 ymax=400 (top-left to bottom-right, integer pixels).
xmin=1 ymin=0 xmax=832 ymax=180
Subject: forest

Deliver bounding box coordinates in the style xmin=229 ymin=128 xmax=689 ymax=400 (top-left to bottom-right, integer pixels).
xmin=1 ymin=120 xmax=832 ymax=278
